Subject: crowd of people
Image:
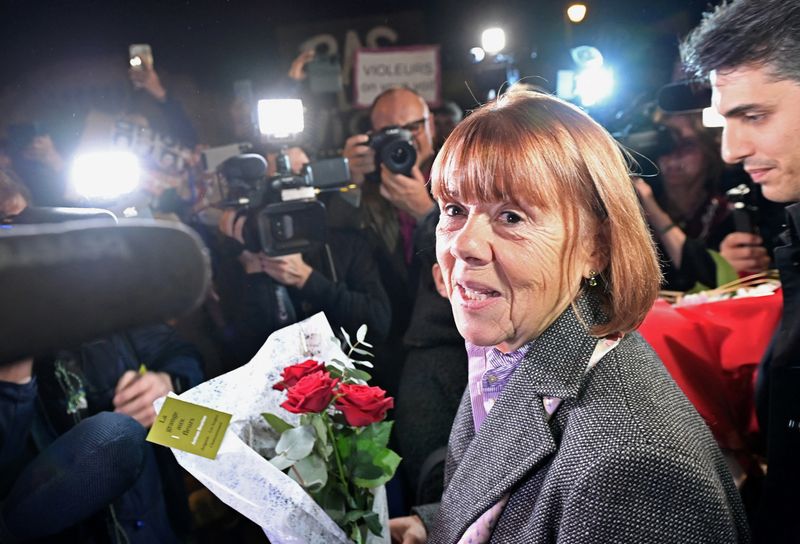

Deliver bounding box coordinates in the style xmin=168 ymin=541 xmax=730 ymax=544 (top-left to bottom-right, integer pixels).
xmin=1 ymin=0 xmax=799 ymax=541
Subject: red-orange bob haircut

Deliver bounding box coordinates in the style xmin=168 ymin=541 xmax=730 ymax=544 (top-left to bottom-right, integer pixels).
xmin=431 ymin=91 xmax=661 ymax=336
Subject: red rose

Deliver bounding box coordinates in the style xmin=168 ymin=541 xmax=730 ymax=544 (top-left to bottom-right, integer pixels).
xmin=334 ymin=383 xmax=394 ymax=427
xmin=273 ymin=359 xmax=324 ymax=391
xmin=281 ymin=371 xmax=338 ymax=414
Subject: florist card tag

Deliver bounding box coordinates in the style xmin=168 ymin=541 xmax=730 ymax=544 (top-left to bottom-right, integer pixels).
xmin=147 ymin=397 xmax=232 ymax=460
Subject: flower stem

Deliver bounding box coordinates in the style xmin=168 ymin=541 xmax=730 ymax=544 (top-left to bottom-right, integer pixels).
xmin=327 ymin=418 xmax=350 ymax=500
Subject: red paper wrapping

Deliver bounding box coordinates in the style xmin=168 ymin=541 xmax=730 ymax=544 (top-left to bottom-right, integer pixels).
xmin=638 ymin=290 xmax=783 ymax=450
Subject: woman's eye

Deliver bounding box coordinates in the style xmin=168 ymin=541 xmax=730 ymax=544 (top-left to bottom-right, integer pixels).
xmin=443 ymin=204 xmax=464 ymax=217
xmin=500 ymin=211 xmax=523 ymax=224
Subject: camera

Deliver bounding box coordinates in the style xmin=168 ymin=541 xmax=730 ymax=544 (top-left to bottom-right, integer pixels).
xmin=368 ymin=127 xmax=417 ymax=177
xmin=219 ymin=151 xmax=350 ymax=257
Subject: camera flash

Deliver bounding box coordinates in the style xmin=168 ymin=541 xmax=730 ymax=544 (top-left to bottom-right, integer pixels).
xmin=258 ymin=99 xmax=304 ymax=139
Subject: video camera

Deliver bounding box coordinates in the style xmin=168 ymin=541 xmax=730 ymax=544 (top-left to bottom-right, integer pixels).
xmin=368 ymin=127 xmax=417 ymax=177
xmin=219 ymin=99 xmax=351 ymax=257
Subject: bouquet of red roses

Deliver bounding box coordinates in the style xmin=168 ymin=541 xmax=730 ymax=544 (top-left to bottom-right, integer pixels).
xmin=160 ymin=314 xmax=397 ymax=544
xmin=263 ymin=327 xmax=399 ymax=543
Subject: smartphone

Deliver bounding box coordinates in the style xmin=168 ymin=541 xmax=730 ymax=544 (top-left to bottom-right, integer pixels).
xmin=129 ymin=44 xmax=153 ymax=71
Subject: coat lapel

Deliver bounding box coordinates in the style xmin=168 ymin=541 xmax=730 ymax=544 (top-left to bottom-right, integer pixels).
xmin=430 ymin=295 xmax=603 ymax=543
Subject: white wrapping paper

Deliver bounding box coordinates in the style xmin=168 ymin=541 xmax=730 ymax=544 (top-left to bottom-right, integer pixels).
xmin=156 ymin=313 xmax=389 ymax=544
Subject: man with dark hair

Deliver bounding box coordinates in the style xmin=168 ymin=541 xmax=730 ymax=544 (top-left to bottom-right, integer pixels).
xmin=682 ymin=2 xmax=800 ymax=541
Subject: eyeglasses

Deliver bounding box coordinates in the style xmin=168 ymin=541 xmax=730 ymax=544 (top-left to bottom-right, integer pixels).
xmin=400 ymin=117 xmax=428 ymax=134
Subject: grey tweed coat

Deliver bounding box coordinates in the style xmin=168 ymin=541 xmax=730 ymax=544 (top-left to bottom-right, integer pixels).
xmin=419 ymin=296 xmax=750 ymax=543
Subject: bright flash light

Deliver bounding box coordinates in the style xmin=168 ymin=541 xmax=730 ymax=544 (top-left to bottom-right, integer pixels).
xmin=481 ymin=27 xmax=506 ymax=55
xmin=470 ymin=46 xmax=486 ymax=63
xmin=567 ymin=4 xmax=588 ymax=23
xmin=258 ymin=99 xmax=304 ymax=139
xmin=129 ymin=56 xmax=142 ymax=68
xmin=575 ymin=67 xmax=614 ymax=107
xmin=70 ymin=151 xmax=140 ymax=200
xmin=702 ymin=106 xmax=726 ymax=128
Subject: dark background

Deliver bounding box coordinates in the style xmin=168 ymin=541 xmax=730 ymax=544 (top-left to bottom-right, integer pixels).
xmin=0 ymin=0 xmax=717 ymax=146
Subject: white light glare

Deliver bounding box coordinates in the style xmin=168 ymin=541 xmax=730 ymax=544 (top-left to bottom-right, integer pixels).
xmin=567 ymin=4 xmax=588 ymax=23
xmin=129 ymin=56 xmax=142 ymax=68
xmin=575 ymin=67 xmax=614 ymax=107
xmin=470 ymin=46 xmax=486 ymax=63
xmin=481 ymin=27 xmax=506 ymax=55
xmin=258 ymin=99 xmax=304 ymax=138
xmin=70 ymin=151 xmax=140 ymax=200
xmin=702 ymin=106 xmax=726 ymax=128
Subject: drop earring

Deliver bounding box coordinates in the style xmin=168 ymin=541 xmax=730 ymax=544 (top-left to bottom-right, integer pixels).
xmin=587 ymin=270 xmax=598 ymax=288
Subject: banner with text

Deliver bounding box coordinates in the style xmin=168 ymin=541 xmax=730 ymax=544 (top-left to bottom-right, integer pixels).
xmin=353 ymin=45 xmax=440 ymax=108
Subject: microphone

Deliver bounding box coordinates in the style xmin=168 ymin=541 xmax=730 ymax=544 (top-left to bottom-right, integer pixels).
xmin=0 ymin=219 xmax=211 ymax=364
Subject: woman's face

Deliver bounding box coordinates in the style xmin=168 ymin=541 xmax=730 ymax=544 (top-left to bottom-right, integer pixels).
xmin=657 ymin=116 xmax=708 ymax=190
xmin=436 ymin=193 xmax=595 ymax=352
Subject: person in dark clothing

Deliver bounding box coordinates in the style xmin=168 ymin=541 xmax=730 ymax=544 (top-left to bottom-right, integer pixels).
xmin=635 ymin=112 xmax=770 ymax=291
xmin=0 ymin=325 xmax=204 ymax=543
xmin=682 ymin=1 xmax=800 ymax=541
xmin=338 ymin=87 xmax=440 ymax=399
xmin=213 ymin=149 xmax=392 ymax=367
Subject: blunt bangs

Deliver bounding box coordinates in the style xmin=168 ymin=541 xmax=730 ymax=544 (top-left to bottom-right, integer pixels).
xmin=432 ymin=93 xmax=601 ymax=223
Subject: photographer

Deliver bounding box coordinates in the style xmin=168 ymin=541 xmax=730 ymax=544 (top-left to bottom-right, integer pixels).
xmin=337 ymin=88 xmax=438 ymax=395
xmin=213 ymin=147 xmax=391 ymax=367
xmin=634 ymin=111 xmax=770 ymax=291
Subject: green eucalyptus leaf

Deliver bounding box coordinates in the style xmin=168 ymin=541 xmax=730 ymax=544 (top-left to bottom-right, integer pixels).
xmin=325 ymin=365 xmax=343 ymax=379
xmin=350 ymin=347 xmax=374 ymax=357
xmin=340 ymin=327 xmax=353 ymax=348
xmin=351 ymin=359 xmax=374 ymax=368
xmin=262 ymin=412 xmax=294 ymax=434
xmin=360 ymin=340 xmax=373 ymax=348
xmin=290 ymin=453 xmax=328 ymax=492
xmin=269 ymin=453 xmax=296 ymax=471
xmin=356 ymin=324 xmax=368 ymax=343
xmin=345 ymin=368 xmax=372 ymax=383
xmin=311 ymin=414 xmax=329 ymax=446
xmin=275 ymin=425 xmax=316 ymax=460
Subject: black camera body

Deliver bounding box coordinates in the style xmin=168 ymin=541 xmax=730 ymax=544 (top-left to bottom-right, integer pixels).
xmin=220 ymin=152 xmax=350 ymax=257
xmin=368 ymin=127 xmax=417 ymax=177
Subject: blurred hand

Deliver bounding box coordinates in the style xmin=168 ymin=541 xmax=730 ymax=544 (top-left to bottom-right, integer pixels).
xmin=633 ymin=177 xmax=658 ymax=210
xmin=390 ymin=516 xmax=427 ymax=544
xmin=720 ymin=232 xmax=770 ymax=274
xmin=219 ymin=208 xmax=246 ymax=244
xmin=342 ymin=134 xmax=375 ymax=185
xmin=260 ymin=253 xmax=313 ymax=288
xmin=0 ymin=358 xmax=34 ymax=384
xmin=23 ymin=135 xmax=63 ymax=172
xmin=113 ymin=370 xmax=173 ymax=428
xmin=380 ymin=164 xmax=435 ymax=221
xmin=129 ymin=67 xmax=167 ymax=102
xmin=288 ymin=50 xmax=315 ymax=81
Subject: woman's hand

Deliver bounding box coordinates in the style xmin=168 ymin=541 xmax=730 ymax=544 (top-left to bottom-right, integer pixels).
xmin=390 ymin=515 xmax=427 ymax=544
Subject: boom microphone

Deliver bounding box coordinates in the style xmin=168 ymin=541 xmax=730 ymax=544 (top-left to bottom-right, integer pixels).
xmin=0 ymin=219 xmax=211 ymax=364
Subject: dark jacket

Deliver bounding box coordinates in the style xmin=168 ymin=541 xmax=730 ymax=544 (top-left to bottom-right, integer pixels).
xmin=216 ymin=227 xmax=391 ymax=367
xmin=755 ymin=202 xmax=800 ymax=543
